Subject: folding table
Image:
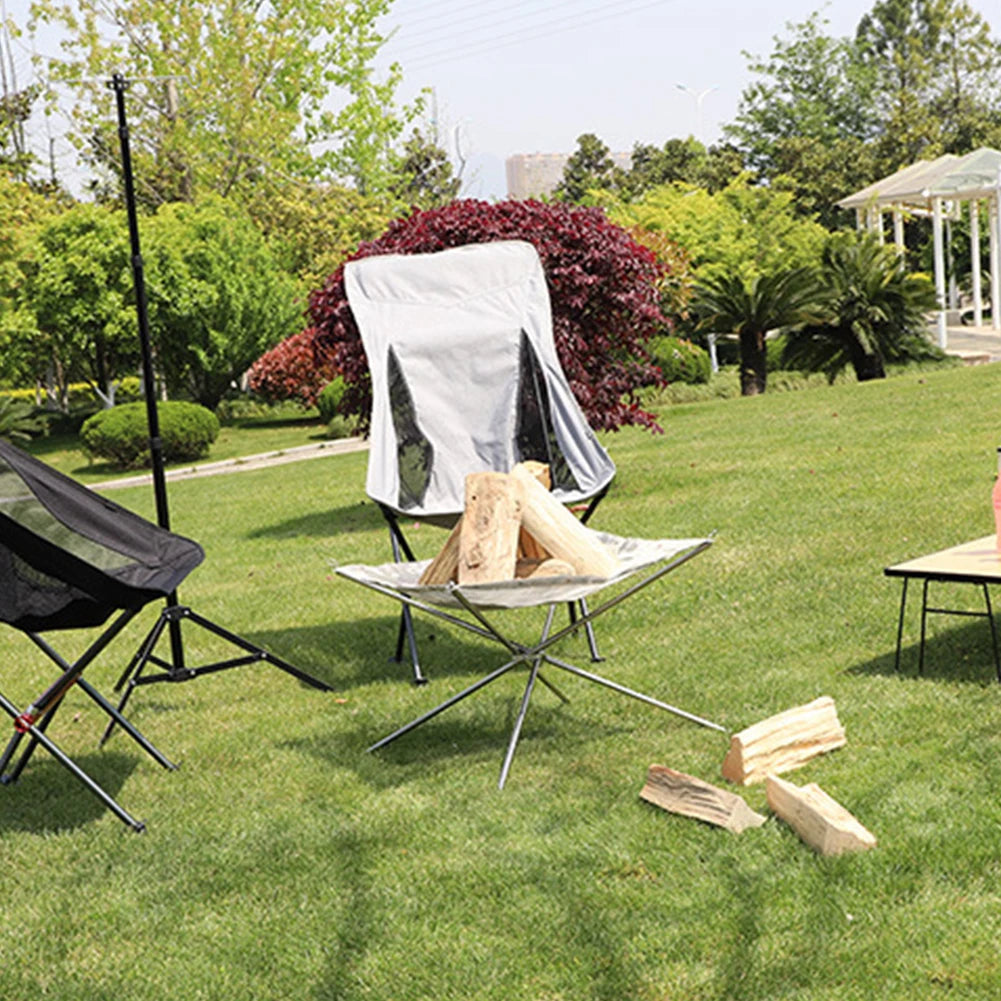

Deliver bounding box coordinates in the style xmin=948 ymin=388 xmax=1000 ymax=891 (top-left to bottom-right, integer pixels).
xmin=884 ymin=535 xmax=1001 ymax=680
xmin=337 ymin=531 xmax=725 ymax=788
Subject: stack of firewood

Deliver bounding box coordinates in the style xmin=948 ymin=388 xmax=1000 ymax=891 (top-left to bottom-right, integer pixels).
xmin=418 ymin=461 xmax=619 ymax=586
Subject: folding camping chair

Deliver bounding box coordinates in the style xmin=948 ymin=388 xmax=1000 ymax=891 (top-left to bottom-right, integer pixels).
xmin=0 ymin=439 xmax=204 ymax=830
xmin=345 ymin=240 xmax=616 ymax=683
xmin=336 ymin=529 xmax=725 ymax=788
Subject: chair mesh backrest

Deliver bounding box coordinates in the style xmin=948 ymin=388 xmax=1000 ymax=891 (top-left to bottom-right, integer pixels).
xmin=345 ymin=240 xmax=615 ymax=519
xmin=0 ymin=440 xmax=204 ymax=631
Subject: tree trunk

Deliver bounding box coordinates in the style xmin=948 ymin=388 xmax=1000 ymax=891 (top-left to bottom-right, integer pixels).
xmin=739 ymin=329 xmax=767 ymax=396
xmin=852 ymin=352 xmax=886 ymax=382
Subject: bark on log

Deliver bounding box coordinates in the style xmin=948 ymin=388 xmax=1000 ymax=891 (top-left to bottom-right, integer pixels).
xmin=721 ymin=696 xmax=846 ymax=786
xmin=766 ymin=775 xmax=876 ymax=856
xmin=641 ymin=765 xmax=767 ymax=834
xmin=457 ymin=472 xmax=524 ymax=584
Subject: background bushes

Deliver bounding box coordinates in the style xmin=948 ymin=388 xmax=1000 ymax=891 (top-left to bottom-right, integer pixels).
xmin=646 ymin=335 xmax=711 ymax=384
xmin=81 ymin=401 xmax=220 ymax=468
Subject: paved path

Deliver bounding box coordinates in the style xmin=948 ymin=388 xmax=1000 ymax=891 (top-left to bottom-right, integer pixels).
xmin=96 ymin=436 xmax=368 ymax=491
xmin=942 ymin=323 xmax=1001 ymax=363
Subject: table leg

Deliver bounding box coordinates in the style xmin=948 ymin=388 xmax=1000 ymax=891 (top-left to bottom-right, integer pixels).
xmin=894 ymin=577 xmax=909 ymax=673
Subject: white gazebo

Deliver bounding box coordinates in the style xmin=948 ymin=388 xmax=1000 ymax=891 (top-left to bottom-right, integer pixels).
xmin=837 ymin=147 xmax=1001 ymax=347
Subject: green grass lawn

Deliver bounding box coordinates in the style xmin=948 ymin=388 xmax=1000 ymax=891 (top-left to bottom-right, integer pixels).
xmin=4 ymin=364 xmax=1001 ymax=999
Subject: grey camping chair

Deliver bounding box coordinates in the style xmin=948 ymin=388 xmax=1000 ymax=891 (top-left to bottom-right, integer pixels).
xmin=344 ymin=240 xmax=617 ymax=683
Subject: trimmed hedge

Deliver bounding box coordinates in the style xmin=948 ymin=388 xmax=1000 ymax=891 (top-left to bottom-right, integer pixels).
xmin=81 ymin=401 xmax=220 ymax=469
xmin=647 ymin=336 xmax=711 ymax=384
xmin=315 ymin=376 xmax=347 ymax=423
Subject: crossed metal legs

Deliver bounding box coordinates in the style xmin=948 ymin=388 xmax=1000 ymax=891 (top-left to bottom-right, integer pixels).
xmin=358 ymin=541 xmax=725 ymax=788
xmin=0 ymin=610 xmax=176 ymax=832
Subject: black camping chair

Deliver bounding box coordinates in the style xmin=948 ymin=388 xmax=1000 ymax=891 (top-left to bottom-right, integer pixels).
xmin=344 ymin=241 xmax=617 ymax=684
xmin=0 ymin=439 xmax=204 ymax=831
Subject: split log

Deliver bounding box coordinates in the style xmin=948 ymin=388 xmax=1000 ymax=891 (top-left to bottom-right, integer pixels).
xmin=510 ymin=464 xmax=619 ymax=578
xmin=721 ymin=696 xmax=846 ymax=786
xmin=418 ymin=518 xmax=463 ymax=585
xmin=515 ymin=557 xmax=576 ymax=579
xmin=641 ymin=765 xmax=767 ymax=834
xmin=766 ymin=775 xmax=876 ymax=856
xmin=513 ymin=460 xmax=551 ymax=490
xmin=457 ymin=472 xmax=524 ymax=584
xmin=513 ymin=463 xmax=553 ymax=561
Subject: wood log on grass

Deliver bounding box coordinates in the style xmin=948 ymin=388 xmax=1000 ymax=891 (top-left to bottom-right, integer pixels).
xmin=641 ymin=765 xmax=767 ymax=834
xmin=766 ymin=774 xmax=876 ymax=856
xmin=721 ymin=696 xmax=846 ymax=786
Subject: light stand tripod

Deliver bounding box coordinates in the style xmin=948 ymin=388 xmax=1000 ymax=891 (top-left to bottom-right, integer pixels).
xmin=101 ymin=73 xmax=332 ymax=744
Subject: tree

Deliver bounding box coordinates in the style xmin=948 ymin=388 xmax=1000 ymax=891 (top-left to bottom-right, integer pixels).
xmin=554 ymin=133 xmax=617 ymax=202
xmin=250 ymin=199 xmax=671 ymax=432
xmin=18 ymin=202 xmax=136 ymax=408
xmin=606 ymin=177 xmax=827 ymax=284
xmin=0 ymin=173 xmax=64 ymax=390
xmin=1 ymin=16 xmax=38 ymax=183
xmin=620 ymin=138 xmax=743 ymax=198
xmin=246 ymin=182 xmax=393 ymax=291
xmin=391 ymin=128 xmax=461 ymax=208
xmin=29 ymin=0 xmax=423 ymax=205
xmin=144 ymin=198 xmax=303 ymax=409
xmin=725 ymin=12 xmax=878 ymax=180
xmin=780 ymin=232 xmax=939 ymax=382
xmin=692 ymin=268 xmax=822 ymax=396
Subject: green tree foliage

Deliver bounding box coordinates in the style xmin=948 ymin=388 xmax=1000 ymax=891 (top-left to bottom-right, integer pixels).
xmin=606 ymin=178 xmax=827 ymax=283
xmin=144 ymin=198 xmax=303 ymax=409
xmin=1 ymin=17 xmax=38 ymax=183
xmin=0 ymin=174 xmax=64 ymax=389
xmin=622 ymin=138 xmax=743 ymax=197
xmin=29 ymin=0 xmax=422 ymax=205
xmin=554 ymin=133 xmax=617 ymax=202
xmin=247 ymin=183 xmax=393 ymax=291
xmin=728 ymin=2 xmax=1001 ymax=216
xmin=856 ymin=0 xmax=1001 ymax=164
xmin=17 ymin=202 xmax=136 ymax=409
xmin=692 ymin=267 xmax=823 ymax=396
xmin=0 ymin=395 xmax=45 ymax=442
xmin=391 ymin=128 xmax=461 ymax=208
xmin=781 ymin=232 xmax=940 ymax=382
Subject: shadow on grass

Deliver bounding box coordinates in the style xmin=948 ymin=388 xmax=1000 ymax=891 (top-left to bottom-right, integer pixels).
xmin=245 ymin=606 xmax=612 ymax=691
xmin=247 ymin=500 xmax=386 ymax=540
xmin=0 ymin=750 xmax=140 ymax=834
xmin=847 ymin=618 xmax=1001 ymax=685
xmin=287 ymin=687 xmax=626 ymax=794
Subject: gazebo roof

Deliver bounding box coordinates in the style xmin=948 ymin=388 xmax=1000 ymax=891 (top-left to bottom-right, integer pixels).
xmin=837 ymin=147 xmax=1001 ymax=211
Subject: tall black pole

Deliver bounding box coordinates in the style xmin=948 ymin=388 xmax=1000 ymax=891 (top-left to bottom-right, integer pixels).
xmin=110 ymin=73 xmax=185 ymax=672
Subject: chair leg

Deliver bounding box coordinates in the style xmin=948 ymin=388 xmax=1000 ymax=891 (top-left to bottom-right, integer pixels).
xmin=0 ymin=690 xmax=145 ymax=832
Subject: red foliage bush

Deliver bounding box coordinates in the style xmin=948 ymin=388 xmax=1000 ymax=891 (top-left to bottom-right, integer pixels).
xmin=250 ymin=199 xmax=669 ymax=431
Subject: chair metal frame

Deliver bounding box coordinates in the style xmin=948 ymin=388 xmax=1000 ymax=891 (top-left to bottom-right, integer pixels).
xmin=1 ymin=608 xmax=176 ymax=832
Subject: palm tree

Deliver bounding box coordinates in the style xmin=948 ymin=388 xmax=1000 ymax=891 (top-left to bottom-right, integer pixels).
xmin=692 ymin=267 xmax=822 ymax=396
xmin=0 ymin=396 xmax=45 ymax=444
xmin=780 ymin=233 xmax=940 ymax=382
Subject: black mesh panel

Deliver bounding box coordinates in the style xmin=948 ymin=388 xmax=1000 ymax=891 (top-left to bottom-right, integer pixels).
xmin=387 ymin=346 xmax=434 ymax=510
xmin=515 ymin=331 xmax=579 ymax=493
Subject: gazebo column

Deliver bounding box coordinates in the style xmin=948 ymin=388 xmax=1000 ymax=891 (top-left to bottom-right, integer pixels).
xmin=932 ymin=197 xmax=948 ymax=348
xmin=970 ymin=199 xmax=983 ymax=327
xmin=991 ymin=190 xmax=1001 ymax=332
xmin=893 ymin=207 xmax=905 ymax=253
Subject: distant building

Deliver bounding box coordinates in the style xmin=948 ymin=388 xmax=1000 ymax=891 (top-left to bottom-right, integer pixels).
xmin=505 ymin=151 xmax=632 ymax=199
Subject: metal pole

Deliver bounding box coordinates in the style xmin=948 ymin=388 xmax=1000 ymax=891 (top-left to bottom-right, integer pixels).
xmin=109 ymin=72 xmax=185 ymax=673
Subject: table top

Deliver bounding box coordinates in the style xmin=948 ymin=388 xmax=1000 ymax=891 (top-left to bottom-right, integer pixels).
xmin=885 ymin=535 xmax=1001 ymax=584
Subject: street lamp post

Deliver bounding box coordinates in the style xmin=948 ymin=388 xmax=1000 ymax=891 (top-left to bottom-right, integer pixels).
xmin=676 ymin=83 xmax=717 ymax=141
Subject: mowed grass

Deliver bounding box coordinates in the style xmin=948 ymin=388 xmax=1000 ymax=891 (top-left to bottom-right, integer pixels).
xmin=4 ymin=363 xmax=1001 ymax=1000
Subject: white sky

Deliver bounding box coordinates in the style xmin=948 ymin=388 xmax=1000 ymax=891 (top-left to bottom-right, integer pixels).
xmin=5 ymin=0 xmax=1001 ymax=199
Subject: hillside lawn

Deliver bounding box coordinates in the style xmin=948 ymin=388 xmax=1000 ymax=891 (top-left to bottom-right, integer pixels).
xmin=3 ymin=362 xmax=1001 ymax=1000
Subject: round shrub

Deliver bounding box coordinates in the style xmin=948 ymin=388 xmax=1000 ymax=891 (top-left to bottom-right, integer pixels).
xmin=647 ymin=336 xmax=711 ymax=384
xmin=81 ymin=401 xmax=220 ymax=469
xmin=315 ymin=376 xmax=348 ymax=423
